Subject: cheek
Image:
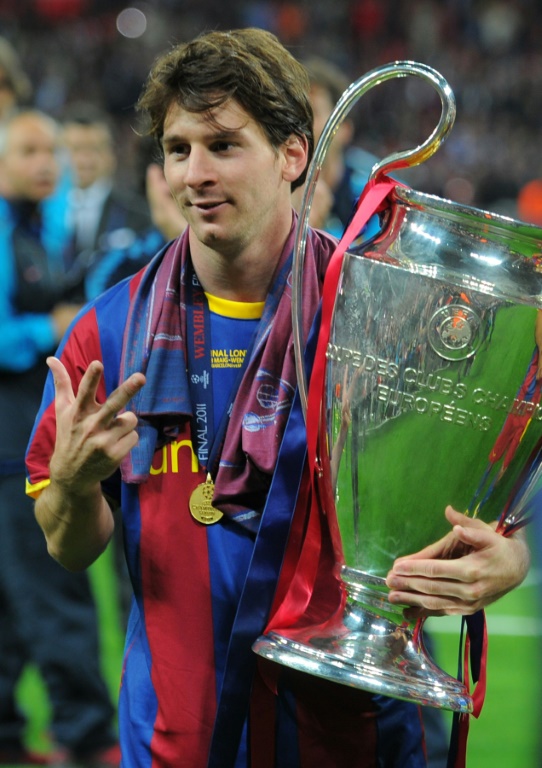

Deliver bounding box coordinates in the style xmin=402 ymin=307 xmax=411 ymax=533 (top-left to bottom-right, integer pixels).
xmin=163 ymin=165 xmax=182 ymax=195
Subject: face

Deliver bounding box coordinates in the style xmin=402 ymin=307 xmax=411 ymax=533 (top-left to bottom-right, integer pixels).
xmin=62 ymin=123 xmax=115 ymax=189
xmin=161 ymin=99 xmax=304 ymax=259
xmin=309 ymin=83 xmax=352 ymax=158
xmin=310 ymin=83 xmax=335 ymax=145
xmin=0 ymin=113 xmax=59 ymax=202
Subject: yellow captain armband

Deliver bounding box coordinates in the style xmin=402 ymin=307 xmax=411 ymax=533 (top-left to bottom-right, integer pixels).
xmin=26 ymin=477 xmax=51 ymax=499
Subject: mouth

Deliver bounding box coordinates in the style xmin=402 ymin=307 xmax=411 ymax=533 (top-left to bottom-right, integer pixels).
xmin=189 ymin=199 xmax=226 ymax=213
xmin=35 ymin=179 xmax=55 ymax=192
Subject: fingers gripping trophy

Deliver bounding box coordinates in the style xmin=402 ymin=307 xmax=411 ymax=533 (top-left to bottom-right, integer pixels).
xmin=253 ymin=62 xmax=542 ymax=713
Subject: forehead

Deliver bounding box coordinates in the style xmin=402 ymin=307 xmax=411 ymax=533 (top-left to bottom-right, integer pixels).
xmin=7 ymin=116 xmax=57 ymax=151
xmin=309 ymin=84 xmax=335 ymax=114
xmin=162 ymin=98 xmax=263 ymax=140
xmin=63 ymin=123 xmax=112 ymax=147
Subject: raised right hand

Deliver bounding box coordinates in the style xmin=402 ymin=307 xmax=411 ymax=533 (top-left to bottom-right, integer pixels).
xmin=47 ymin=356 xmax=146 ymax=493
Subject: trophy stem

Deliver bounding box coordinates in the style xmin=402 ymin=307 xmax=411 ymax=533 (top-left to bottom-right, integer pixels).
xmin=253 ymin=567 xmax=473 ymax=713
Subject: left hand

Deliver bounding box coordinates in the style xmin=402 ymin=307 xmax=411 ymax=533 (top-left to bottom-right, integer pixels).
xmin=386 ymin=506 xmax=531 ymax=620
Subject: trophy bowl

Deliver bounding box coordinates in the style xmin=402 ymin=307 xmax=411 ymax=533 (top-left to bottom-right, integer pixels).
xmin=253 ymin=62 xmax=542 ymax=712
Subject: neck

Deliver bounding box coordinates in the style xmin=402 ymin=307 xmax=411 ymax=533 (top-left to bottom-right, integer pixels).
xmin=189 ymin=211 xmax=294 ymax=302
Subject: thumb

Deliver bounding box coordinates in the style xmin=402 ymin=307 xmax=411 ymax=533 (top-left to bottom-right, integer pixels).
xmin=445 ymin=505 xmax=488 ymax=531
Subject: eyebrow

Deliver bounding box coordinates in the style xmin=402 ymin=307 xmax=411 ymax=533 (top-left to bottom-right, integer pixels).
xmin=162 ymin=127 xmax=244 ymax=150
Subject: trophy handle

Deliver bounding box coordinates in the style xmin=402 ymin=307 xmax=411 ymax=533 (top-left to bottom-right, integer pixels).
xmin=292 ymin=61 xmax=457 ymax=417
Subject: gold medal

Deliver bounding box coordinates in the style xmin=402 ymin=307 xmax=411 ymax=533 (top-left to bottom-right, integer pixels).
xmin=189 ymin=473 xmax=224 ymax=525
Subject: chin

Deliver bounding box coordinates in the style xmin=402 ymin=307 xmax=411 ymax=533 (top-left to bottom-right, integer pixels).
xmin=32 ymin=185 xmax=55 ymax=200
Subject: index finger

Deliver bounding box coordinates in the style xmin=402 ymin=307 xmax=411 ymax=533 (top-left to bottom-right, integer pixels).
xmin=390 ymin=555 xmax=474 ymax=584
xmin=97 ymin=372 xmax=146 ymax=425
xmin=47 ymin=356 xmax=76 ymax=409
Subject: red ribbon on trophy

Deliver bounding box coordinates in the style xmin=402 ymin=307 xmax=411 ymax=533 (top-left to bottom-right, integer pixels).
xmin=267 ymin=176 xmax=400 ymax=635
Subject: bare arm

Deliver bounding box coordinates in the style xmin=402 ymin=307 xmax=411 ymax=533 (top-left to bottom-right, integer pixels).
xmin=34 ymin=356 xmax=146 ymax=571
xmin=385 ymin=506 xmax=530 ymax=619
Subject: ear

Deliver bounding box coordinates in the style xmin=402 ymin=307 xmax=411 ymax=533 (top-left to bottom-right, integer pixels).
xmin=281 ymin=133 xmax=309 ymax=184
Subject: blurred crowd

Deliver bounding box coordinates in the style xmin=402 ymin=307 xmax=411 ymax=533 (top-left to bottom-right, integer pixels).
xmin=2 ymin=0 xmax=542 ymax=215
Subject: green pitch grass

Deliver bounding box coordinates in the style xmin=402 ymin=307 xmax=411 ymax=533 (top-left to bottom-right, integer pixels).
xmin=14 ymin=536 xmax=542 ymax=766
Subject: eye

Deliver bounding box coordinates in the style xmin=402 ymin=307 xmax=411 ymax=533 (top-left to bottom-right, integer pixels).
xmin=211 ymin=140 xmax=235 ymax=153
xmin=165 ymin=142 xmax=189 ymax=159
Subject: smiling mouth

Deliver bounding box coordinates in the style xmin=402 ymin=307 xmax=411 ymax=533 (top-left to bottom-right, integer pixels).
xmin=190 ymin=200 xmax=225 ymax=211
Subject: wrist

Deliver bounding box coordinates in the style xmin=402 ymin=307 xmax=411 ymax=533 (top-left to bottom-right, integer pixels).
xmin=48 ymin=471 xmax=103 ymax=509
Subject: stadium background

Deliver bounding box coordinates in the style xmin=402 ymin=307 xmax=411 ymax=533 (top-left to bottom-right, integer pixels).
xmin=2 ymin=0 xmax=542 ymax=764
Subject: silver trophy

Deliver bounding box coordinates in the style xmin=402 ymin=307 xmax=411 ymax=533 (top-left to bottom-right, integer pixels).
xmin=253 ymin=62 xmax=542 ymax=712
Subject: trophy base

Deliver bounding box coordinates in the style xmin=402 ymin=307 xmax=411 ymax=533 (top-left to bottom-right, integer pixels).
xmin=253 ymin=568 xmax=472 ymax=713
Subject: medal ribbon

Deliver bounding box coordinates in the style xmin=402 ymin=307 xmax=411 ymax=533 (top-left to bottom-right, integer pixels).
xmin=186 ymin=269 xmax=254 ymax=478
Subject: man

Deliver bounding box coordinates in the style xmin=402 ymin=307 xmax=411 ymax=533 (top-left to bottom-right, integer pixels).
xmin=293 ymin=55 xmax=383 ymax=245
xmin=299 ymin=55 xmax=376 ymax=235
xmin=61 ymin=104 xmax=152 ymax=301
xmin=26 ymin=30 xmax=530 ymax=768
xmin=0 ymin=110 xmax=121 ymax=767
xmin=85 ymin=161 xmax=186 ymax=301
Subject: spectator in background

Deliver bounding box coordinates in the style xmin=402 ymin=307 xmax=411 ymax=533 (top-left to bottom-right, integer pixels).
xmin=296 ymin=55 xmax=377 ymax=236
xmin=60 ymin=103 xmax=152 ymax=302
xmin=0 ymin=109 xmax=120 ymax=768
xmin=85 ymin=160 xmax=186 ymax=300
xmin=0 ymin=37 xmax=32 ymax=124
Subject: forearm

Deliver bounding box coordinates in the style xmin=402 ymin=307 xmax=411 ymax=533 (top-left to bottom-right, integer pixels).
xmin=34 ymin=479 xmax=115 ymax=571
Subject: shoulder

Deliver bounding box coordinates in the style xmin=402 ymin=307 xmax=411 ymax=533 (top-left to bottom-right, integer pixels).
xmin=307 ymin=226 xmax=339 ymax=269
xmin=87 ymin=268 xmax=145 ymax=324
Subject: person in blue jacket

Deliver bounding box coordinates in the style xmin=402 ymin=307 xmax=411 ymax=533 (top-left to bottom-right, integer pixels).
xmin=0 ymin=109 xmax=120 ymax=767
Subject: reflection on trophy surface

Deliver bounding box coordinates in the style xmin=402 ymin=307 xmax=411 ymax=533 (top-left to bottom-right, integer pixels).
xmin=253 ymin=61 xmax=542 ymax=713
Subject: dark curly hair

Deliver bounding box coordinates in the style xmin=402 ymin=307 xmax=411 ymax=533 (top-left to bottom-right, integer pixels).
xmin=136 ymin=28 xmax=314 ymax=191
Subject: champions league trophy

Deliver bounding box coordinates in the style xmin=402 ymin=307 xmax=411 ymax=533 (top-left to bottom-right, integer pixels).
xmin=253 ymin=62 xmax=542 ymax=712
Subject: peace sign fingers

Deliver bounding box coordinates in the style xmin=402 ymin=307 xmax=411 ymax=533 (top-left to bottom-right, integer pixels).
xmin=47 ymin=357 xmax=146 ymax=491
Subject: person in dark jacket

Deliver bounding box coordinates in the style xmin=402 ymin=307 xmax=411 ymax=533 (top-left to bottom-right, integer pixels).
xmin=0 ymin=109 xmax=121 ymax=768
xmin=60 ymin=103 xmax=152 ymax=302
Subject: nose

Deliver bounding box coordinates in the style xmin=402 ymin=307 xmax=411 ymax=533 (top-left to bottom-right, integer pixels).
xmin=184 ymin=146 xmax=216 ymax=188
